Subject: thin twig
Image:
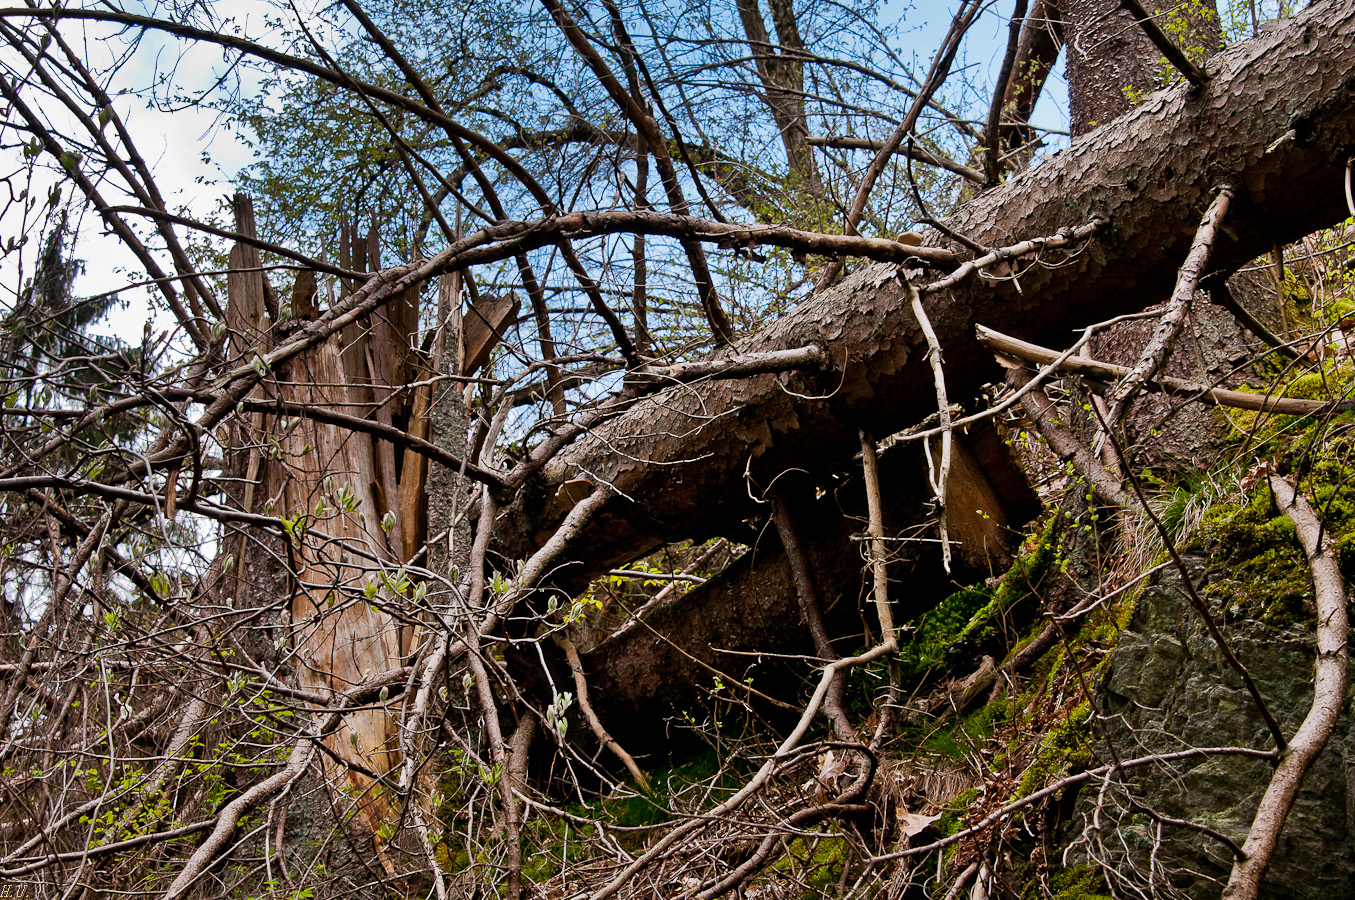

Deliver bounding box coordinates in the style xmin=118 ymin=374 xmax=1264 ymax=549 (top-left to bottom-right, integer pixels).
xmin=1009 ymin=367 xmax=1132 ymax=508
xmin=1204 ymin=275 xmax=1300 ymax=361
xmin=1091 ymin=402 xmax=1288 ymax=753
xmin=554 ymin=633 xmax=651 ymax=791
xmin=977 ymin=325 xmax=1355 ymax=417
xmin=865 ymin=746 xmax=1276 ymax=864
xmin=860 ymin=430 xmax=902 ymax=748
xmin=984 ymin=0 xmax=1032 ymax=186
xmin=772 ymin=487 xmax=859 ymax=743
xmin=906 ymin=278 xmax=954 ymax=572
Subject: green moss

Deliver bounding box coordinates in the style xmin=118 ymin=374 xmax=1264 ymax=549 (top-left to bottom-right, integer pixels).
xmin=770 ymin=832 xmax=848 ymax=893
xmin=1190 ymin=486 xmax=1315 ymax=627
xmin=891 ymin=587 xmax=992 ymax=686
xmin=964 ymin=692 xmax=1010 ymax=735
xmin=1025 ymin=864 xmax=1112 ymax=900
xmin=1180 ymin=366 xmax=1355 ymax=620
xmin=922 ymin=728 xmax=964 ymax=760
xmin=910 ymin=687 xmax=1015 ymax=763
xmin=894 ymin=516 xmax=1061 ymax=688
xmin=936 ymin=787 xmax=981 ymax=837
xmin=1015 ymin=702 xmax=1093 ymax=798
xmin=954 ymin=516 xmax=1059 ymax=648
xmin=1226 ymin=361 xmax=1355 ymax=448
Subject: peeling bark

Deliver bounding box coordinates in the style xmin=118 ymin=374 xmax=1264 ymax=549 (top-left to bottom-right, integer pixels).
xmin=226 ymin=216 xmax=454 ymax=873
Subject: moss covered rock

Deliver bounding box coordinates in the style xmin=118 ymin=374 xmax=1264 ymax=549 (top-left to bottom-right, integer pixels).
xmin=1069 ymin=557 xmax=1355 ymax=900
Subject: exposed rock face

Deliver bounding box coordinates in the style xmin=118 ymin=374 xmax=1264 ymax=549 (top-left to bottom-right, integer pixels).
xmin=1078 ymin=557 xmax=1354 ymax=900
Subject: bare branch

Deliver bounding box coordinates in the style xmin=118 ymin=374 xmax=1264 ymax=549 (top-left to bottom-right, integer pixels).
xmin=1223 ymin=477 xmax=1351 ymax=900
xmin=1119 ymin=0 xmax=1209 ymax=86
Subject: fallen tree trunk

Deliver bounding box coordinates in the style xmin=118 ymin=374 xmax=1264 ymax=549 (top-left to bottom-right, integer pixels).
xmin=582 ymin=427 xmax=1036 ymax=750
xmin=502 ymin=0 xmax=1355 ymax=585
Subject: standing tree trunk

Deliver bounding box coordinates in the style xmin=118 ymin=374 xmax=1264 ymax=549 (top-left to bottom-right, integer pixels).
xmin=736 ymin=0 xmax=823 ymax=197
xmin=1059 ymin=0 xmax=1221 ymax=135
xmin=226 ymin=217 xmax=474 ymax=876
xmin=1056 ymin=0 xmax=1252 ymax=469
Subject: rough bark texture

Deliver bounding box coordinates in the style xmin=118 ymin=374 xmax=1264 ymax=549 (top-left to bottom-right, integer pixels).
xmin=502 ymin=0 xmax=1355 ymax=586
xmin=1060 ymin=0 xmax=1236 ymax=468
xmin=1060 ymin=0 xmax=1221 ymax=136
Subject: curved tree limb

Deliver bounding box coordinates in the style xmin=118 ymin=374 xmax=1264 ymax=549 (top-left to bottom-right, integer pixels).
xmin=1222 ymin=477 xmax=1351 ymax=900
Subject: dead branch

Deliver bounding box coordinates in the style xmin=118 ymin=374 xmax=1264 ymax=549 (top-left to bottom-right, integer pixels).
xmin=816 ymin=0 xmax=982 ymax=290
xmin=1205 ymin=276 xmax=1301 ymax=360
xmin=907 ymin=278 xmax=955 ymax=573
xmin=919 ymin=219 xmax=1104 ymax=294
xmin=161 ymin=704 xmax=348 ymax=900
xmin=984 ymin=0 xmax=1032 ymax=186
xmin=771 ymin=487 xmax=858 ymax=744
xmin=1119 ymin=0 xmax=1209 ymax=86
xmin=977 ymin=325 xmax=1355 ymax=416
xmin=807 ymin=135 xmax=984 ymax=183
xmin=867 ymin=746 xmax=1277 ymax=864
xmin=0 ymin=510 xmax=109 ymax=740
xmin=860 ymin=430 xmax=903 ymax=747
xmin=1009 ymin=367 xmax=1132 ymax=508
xmin=554 ymin=633 xmax=651 ymax=791
xmin=1105 ymin=184 xmax=1233 ymax=428
xmin=1222 ymin=477 xmax=1351 ymax=900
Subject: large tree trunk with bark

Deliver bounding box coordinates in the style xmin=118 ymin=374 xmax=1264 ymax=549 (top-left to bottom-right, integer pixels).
xmin=1058 ymin=0 xmax=1221 ymax=135
xmin=501 ymin=0 xmax=1355 ymax=593
xmin=1055 ymin=0 xmax=1246 ymax=468
xmin=539 ymin=0 xmax=1355 ymax=740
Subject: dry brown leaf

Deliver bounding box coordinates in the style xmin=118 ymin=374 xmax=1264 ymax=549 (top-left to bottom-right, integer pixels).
xmin=896 ymin=809 xmax=941 ymax=839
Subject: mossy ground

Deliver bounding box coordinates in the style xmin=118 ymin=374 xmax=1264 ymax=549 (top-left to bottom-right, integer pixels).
xmin=1028 ymin=864 xmax=1113 ymax=900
